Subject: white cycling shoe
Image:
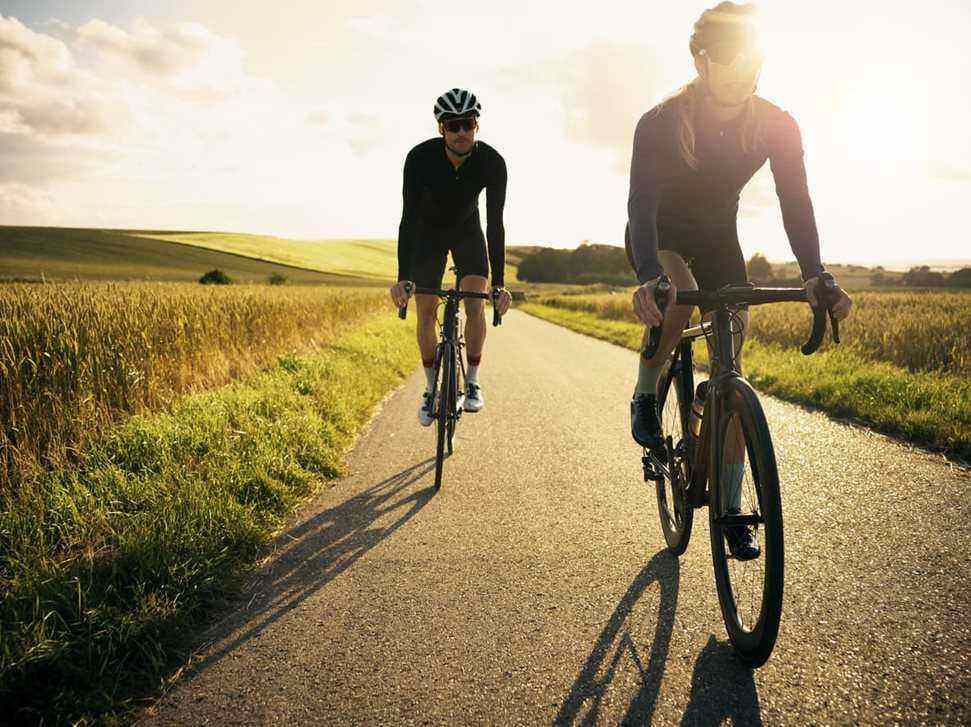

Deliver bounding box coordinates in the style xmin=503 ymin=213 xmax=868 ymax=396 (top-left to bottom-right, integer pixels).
xmin=418 ymin=390 xmax=435 ymax=427
xmin=463 ymin=382 xmax=484 ymax=412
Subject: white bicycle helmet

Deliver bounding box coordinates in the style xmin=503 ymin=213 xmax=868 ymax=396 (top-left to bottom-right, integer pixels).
xmin=434 ymin=88 xmax=481 ymax=121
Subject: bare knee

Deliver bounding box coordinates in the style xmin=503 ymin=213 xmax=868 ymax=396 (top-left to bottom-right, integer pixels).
xmin=464 ymin=298 xmax=484 ymax=319
xmin=416 ymin=296 xmax=438 ymax=324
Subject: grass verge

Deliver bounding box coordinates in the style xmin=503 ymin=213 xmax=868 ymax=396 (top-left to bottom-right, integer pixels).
xmin=0 ymin=313 xmax=417 ymax=724
xmin=520 ymin=302 xmax=971 ymax=462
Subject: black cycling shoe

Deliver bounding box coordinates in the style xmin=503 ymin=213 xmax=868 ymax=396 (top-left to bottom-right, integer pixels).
xmin=631 ymin=393 xmax=663 ymax=449
xmin=724 ymin=509 xmax=761 ymax=561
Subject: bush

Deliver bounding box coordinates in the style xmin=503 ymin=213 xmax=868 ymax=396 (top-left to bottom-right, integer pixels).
xmin=199 ymin=269 xmax=232 ymax=285
xmin=517 ymin=243 xmax=636 ymax=285
xmin=268 ymin=273 xmax=287 ymax=286
xmin=746 ymin=253 xmax=773 ymax=283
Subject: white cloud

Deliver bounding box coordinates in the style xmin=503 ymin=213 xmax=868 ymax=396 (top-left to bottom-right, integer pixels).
xmin=0 ymin=182 xmax=56 ymax=224
xmin=76 ymin=18 xmax=256 ymax=104
xmin=0 ymin=14 xmax=120 ymax=136
xmin=499 ymin=42 xmax=665 ymax=173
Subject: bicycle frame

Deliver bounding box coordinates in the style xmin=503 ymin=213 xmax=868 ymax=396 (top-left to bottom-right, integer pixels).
xmin=397 ymin=272 xmax=500 ymax=489
xmin=651 ymin=280 xmax=838 ymax=509
xmin=682 ymin=306 xmax=743 ymax=508
xmin=436 ymin=292 xmax=467 ymax=415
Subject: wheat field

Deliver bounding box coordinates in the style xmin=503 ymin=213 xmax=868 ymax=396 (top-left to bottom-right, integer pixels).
xmin=532 ymin=289 xmax=971 ymax=375
xmin=0 ymin=282 xmax=388 ymax=487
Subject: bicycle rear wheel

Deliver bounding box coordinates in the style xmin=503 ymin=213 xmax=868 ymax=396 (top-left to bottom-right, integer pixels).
xmin=434 ymin=344 xmax=453 ymax=490
xmin=655 ymin=354 xmax=694 ymax=555
xmin=709 ymin=377 xmax=784 ymax=667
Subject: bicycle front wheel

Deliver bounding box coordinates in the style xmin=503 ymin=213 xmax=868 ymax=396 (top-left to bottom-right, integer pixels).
xmin=708 ymin=377 xmax=784 ymax=667
xmin=655 ymin=357 xmax=694 ymax=555
xmin=435 ymin=344 xmax=453 ymax=490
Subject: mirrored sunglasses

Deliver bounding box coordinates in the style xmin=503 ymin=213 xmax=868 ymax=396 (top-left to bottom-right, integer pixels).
xmin=443 ymin=117 xmax=477 ymax=133
xmin=700 ymin=45 xmax=764 ymax=69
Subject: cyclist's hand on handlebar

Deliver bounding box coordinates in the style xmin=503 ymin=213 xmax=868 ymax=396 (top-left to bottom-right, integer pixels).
xmin=492 ymin=287 xmax=512 ymax=316
xmin=805 ymin=275 xmax=852 ymax=321
xmin=390 ymin=280 xmax=412 ymax=309
xmin=632 ymin=276 xmax=675 ymax=327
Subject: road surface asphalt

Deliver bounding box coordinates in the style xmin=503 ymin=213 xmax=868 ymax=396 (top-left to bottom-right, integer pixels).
xmin=142 ymin=310 xmax=969 ymax=725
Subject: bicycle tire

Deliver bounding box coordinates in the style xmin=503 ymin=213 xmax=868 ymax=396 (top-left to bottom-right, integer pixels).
xmin=655 ymin=355 xmax=694 ymax=555
xmin=708 ymin=376 xmax=784 ymax=667
xmin=434 ymin=344 xmax=452 ymax=490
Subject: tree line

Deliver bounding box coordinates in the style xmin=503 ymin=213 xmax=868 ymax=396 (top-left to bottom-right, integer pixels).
xmin=517 ymin=246 xmax=971 ymax=288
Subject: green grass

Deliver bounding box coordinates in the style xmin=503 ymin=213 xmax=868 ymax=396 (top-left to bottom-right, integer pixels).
xmin=140 ymin=231 xmax=399 ymax=280
xmin=520 ymin=302 xmax=971 ymax=461
xmin=1 ymin=226 xmax=523 ymax=286
xmin=0 ymin=313 xmax=418 ymax=724
xmin=130 ymin=231 xmax=523 ymax=285
xmin=0 ymin=226 xmax=379 ymax=285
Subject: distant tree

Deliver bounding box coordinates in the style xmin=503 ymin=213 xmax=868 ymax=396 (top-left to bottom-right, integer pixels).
xmin=948 ymin=267 xmax=971 ymax=287
xmin=199 ymin=269 xmax=232 ymax=285
xmin=516 ymin=244 xmax=636 ymax=285
xmin=901 ymin=265 xmax=945 ymax=287
xmin=746 ymin=253 xmax=773 ymax=283
xmin=268 ymin=272 xmax=287 ymax=285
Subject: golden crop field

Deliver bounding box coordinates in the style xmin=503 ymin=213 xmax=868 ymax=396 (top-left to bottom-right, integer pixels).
xmin=0 ymin=282 xmax=388 ymax=487
xmin=534 ymin=289 xmax=971 ymax=376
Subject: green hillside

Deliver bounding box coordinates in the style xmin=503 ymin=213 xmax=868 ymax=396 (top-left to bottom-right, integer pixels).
xmin=144 ymin=231 xmax=521 ymax=284
xmin=139 ymin=232 xmax=398 ymax=280
xmin=1 ymin=227 xmax=521 ymax=285
xmin=0 ymin=227 xmax=380 ymax=285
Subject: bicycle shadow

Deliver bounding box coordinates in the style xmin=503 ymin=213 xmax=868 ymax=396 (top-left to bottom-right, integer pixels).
xmin=166 ymin=457 xmax=437 ymax=689
xmin=554 ymin=550 xmax=680 ymax=726
xmin=680 ymin=635 xmax=762 ymax=726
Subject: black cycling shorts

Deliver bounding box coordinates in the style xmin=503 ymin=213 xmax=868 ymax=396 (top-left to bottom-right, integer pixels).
xmin=625 ymin=228 xmax=747 ymax=314
xmin=410 ymin=223 xmax=489 ymax=289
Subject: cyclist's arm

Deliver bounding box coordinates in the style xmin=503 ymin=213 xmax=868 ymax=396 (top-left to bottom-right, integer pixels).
xmin=396 ymin=150 xmax=420 ymax=283
xmin=486 ymin=153 xmax=507 ymax=288
xmin=767 ymin=111 xmax=824 ymax=281
xmin=627 ymin=111 xmax=666 ymax=284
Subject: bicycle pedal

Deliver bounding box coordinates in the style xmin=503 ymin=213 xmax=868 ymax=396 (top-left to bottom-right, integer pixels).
xmin=641 ymin=455 xmax=663 ymax=483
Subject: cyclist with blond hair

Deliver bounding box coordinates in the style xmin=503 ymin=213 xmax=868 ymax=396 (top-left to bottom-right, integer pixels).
xmin=625 ymin=2 xmax=852 ymax=558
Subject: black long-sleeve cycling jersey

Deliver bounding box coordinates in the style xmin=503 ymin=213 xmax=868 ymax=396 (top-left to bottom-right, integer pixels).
xmin=627 ymin=94 xmax=824 ymax=284
xmin=397 ymin=138 xmax=507 ymax=287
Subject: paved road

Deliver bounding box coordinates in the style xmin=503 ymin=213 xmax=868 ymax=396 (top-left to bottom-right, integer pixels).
xmin=143 ymin=310 xmax=970 ymax=725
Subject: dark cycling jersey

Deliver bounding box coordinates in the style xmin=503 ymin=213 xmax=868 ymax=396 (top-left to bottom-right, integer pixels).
xmin=397 ymin=138 xmax=507 ymax=287
xmin=627 ymin=94 xmax=824 ymax=285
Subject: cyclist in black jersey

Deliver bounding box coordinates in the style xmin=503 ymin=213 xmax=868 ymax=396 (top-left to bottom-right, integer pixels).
xmin=390 ymin=88 xmax=511 ymax=426
xmin=625 ymin=2 xmax=852 ymax=558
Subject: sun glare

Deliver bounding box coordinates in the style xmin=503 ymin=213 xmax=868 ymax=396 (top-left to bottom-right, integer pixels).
xmin=833 ymin=63 xmax=932 ymax=165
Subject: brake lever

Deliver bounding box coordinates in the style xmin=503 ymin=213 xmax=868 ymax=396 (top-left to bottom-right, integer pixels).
xmin=642 ymin=275 xmax=671 ymax=359
xmin=801 ymin=272 xmax=840 ymax=355
xmin=397 ymin=282 xmax=414 ymax=319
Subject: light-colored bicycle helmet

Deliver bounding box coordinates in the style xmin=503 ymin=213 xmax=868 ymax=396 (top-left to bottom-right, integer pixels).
xmin=434 ymin=88 xmax=481 ymax=121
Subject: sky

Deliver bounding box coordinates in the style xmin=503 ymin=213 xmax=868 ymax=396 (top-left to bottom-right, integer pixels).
xmin=1 ymin=0 xmax=969 ymax=265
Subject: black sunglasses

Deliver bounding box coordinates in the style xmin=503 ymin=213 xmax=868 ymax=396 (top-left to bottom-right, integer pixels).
xmin=443 ymin=117 xmax=477 ymax=133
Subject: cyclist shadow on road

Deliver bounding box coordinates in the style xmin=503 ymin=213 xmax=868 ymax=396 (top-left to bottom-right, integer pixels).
xmin=167 ymin=457 xmax=437 ymax=689
xmin=554 ymin=550 xmax=679 ymax=726
xmin=680 ymin=635 xmax=762 ymax=726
